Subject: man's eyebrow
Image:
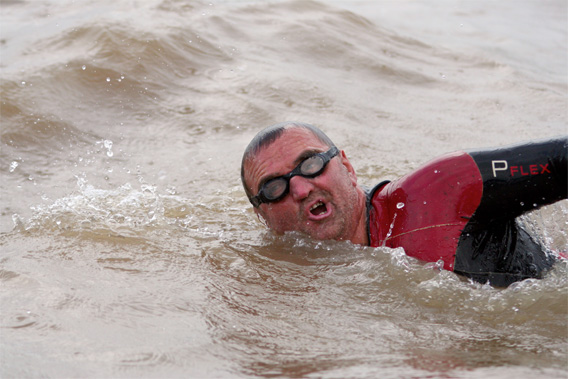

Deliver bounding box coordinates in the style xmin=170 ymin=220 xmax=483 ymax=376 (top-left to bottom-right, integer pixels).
xmin=293 ymin=149 xmax=321 ymax=165
xmin=256 ymin=148 xmax=324 ymax=191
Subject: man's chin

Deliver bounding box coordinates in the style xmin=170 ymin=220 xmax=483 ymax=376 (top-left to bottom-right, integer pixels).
xmin=270 ymin=219 xmax=345 ymax=242
xmin=303 ymin=225 xmax=344 ymax=242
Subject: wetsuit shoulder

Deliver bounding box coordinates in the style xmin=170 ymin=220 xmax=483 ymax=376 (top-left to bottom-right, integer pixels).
xmin=367 ymin=152 xmax=483 ymax=268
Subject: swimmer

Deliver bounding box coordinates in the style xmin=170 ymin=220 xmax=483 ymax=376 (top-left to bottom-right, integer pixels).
xmin=241 ymin=122 xmax=568 ymax=286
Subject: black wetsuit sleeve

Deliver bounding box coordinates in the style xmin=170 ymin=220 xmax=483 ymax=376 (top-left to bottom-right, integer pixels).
xmin=468 ymin=137 xmax=567 ymax=221
xmin=454 ymin=137 xmax=567 ymax=287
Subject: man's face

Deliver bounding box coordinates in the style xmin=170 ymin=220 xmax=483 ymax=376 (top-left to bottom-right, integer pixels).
xmin=244 ymin=127 xmax=362 ymax=242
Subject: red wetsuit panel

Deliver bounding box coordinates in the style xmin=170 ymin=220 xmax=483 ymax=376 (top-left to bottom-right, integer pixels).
xmin=368 ymin=151 xmax=483 ymax=271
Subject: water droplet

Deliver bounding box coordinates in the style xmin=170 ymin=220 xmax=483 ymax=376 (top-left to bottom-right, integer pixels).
xmin=9 ymin=161 xmax=18 ymax=172
xmin=21 ymin=81 xmax=26 ymax=86
xmin=520 ymin=202 xmax=525 ymax=206
xmin=12 ymin=214 xmax=23 ymax=227
xmin=396 ymin=202 xmax=405 ymax=209
xmin=82 ymin=65 xmax=86 ymax=70
xmin=103 ymin=139 xmax=113 ymax=157
xmin=106 ymin=77 xmax=111 ymax=82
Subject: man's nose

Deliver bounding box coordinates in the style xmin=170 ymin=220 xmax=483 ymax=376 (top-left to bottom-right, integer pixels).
xmin=289 ymin=175 xmax=314 ymax=201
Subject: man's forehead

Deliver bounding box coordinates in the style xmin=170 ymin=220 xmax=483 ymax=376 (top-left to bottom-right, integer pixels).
xmin=255 ymin=127 xmax=326 ymax=158
xmin=245 ymin=127 xmax=328 ymax=188
xmin=279 ymin=127 xmax=326 ymax=151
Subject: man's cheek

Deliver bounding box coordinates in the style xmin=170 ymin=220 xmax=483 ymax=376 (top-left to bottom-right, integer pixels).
xmin=265 ymin=213 xmax=290 ymax=233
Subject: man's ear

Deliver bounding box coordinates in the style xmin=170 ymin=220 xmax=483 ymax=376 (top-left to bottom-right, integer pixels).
xmin=340 ymin=150 xmax=358 ymax=186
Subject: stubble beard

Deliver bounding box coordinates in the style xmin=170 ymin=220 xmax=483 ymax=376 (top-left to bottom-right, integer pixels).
xmin=301 ymin=187 xmax=360 ymax=242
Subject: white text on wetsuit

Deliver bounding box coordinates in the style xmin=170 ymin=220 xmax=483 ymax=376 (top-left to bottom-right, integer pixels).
xmin=491 ymin=160 xmax=551 ymax=177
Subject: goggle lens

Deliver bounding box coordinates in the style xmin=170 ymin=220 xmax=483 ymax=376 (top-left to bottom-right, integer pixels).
xmin=300 ymin=155 xmax=325 ymax=176
xmin=263 ymin=178 xmax=288 ymax=200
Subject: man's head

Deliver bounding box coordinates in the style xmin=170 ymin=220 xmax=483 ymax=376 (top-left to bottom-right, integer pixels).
xmin=241 ymin=122 xmax=368 ymax=244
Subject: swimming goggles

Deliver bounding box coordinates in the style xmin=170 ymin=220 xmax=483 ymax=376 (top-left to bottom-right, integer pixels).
xmin=250 ymin=146 xmax=339 ymax=207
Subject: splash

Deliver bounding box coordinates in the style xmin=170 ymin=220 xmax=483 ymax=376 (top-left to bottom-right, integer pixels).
xmin=12 ymin=177 xmax=191 ymax=239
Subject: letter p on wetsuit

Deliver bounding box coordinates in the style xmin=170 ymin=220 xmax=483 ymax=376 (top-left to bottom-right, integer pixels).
xmin=367 ymin=137 xmax=567 ymax=287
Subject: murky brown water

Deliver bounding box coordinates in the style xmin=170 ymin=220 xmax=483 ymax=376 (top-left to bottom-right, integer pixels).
xmin=1 ymin=0 xmax=567 ymax=378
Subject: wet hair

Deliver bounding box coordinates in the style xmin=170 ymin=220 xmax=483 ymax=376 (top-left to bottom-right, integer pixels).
xmin=240 ymin=122 xmax=336 ymax=200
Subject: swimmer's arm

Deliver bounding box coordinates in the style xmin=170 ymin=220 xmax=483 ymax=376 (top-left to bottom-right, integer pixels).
xmin=467 ymin=136 xmax=567 ymax=220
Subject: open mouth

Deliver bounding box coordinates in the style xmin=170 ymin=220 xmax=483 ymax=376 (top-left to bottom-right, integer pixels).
xmin=309 ymin=201 xmax=328 ymax=216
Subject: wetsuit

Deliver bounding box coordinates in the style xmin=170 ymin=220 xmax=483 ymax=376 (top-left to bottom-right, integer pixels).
xmin=367 ymin=137 xmax=567 ymax=287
